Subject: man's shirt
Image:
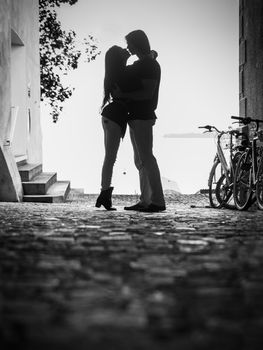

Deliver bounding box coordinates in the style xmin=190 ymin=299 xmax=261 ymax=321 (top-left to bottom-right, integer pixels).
xmin=126 ymin=56 xmax=161 ymax=120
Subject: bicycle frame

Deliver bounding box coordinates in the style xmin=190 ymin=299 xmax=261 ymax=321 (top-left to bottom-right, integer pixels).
xmin=199 ymin=122 xmax=242 ymax=209
xmin=246 ymin=134 xmax=259 ymax=190
xmin=216 ymin=132 xmax=234 ymax=186
xmin=231 ymin=115 xmax=263 ymax=211
xmin=240 ymin=120 xmax=261 ymax=190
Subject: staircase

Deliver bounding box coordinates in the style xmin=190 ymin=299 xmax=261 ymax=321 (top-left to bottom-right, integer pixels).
xmin=17 ymin=161 xmax=70 ymax=203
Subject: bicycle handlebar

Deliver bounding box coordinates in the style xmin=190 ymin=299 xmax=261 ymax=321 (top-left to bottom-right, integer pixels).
xmin=231 ymin=115 xmax=263 ymax=125
xmin=198 ymin=125 xmax=212 ymax=130
xmin=199 ymin=124 xmax=242 ymax=138
xmin=198 ymin=125 xmax=221 ymax=133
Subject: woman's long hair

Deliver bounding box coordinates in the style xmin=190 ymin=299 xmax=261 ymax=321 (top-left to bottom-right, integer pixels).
xmin=102 ymin=46 xmax=129 ymax=108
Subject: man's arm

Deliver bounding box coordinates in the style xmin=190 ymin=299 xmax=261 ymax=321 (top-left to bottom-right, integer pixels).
xmin=113 ymin=79 xmax=158 ymax=101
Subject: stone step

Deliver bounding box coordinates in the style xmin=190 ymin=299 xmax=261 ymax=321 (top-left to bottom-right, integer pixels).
xmin=23 ymin=181 xmax=71 ymax=203
xmin=22 ymin=172 xmax=57 ymax=195
xmin=15 ymin=154 xmax=27 ymax=166
xmin=18 ymin=163 xmax=43 ymax=182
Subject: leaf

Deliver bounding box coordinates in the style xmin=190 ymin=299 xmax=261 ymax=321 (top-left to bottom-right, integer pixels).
xmin=39 ymin=0 xmax=101 ymax=122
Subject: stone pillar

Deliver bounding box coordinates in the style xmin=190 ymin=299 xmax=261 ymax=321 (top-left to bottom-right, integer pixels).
xmin=239 ymin=0 xmax=263 ymax=119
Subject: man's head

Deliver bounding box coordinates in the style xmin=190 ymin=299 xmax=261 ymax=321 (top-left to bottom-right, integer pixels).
xmin=125 ymin=30 xmax=151 ymax=56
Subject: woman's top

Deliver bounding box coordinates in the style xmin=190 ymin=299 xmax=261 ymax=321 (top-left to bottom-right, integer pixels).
xmin=101 ymin=69 xmax=142 ymax=138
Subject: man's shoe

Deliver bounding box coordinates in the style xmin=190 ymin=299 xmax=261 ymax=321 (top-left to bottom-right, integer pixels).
xmin=124 ymin=203 xmax=146 ymax=211
xmin=138 ymin=204 xmax=166 ymax=212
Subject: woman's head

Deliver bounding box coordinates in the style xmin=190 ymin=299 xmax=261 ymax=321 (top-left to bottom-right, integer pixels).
xmin=103 ymin=45 xmax=130 ymax=106
xmin=125 ymin=30 xmax=151 ymax=55
xmin=105 ymin=45 xmax=130 ymax=75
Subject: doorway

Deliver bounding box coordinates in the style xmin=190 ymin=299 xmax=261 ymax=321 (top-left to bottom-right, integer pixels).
xmin=10 ymin=29 xmax=28 ymax=160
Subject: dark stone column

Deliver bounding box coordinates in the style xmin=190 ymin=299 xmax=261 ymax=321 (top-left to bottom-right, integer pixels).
xmin=240 ymin=0 xmax=263 ymax=119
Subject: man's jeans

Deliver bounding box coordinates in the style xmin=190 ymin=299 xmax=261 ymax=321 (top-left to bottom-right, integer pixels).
xmin=101 ymin=117 xmax=122 ymax=190
xmin=129 ymin=119 xmax=165 ymax=207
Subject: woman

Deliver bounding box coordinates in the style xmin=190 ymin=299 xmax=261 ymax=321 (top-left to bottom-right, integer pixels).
xmin=95 ymin=45 xmax=141 ymax=210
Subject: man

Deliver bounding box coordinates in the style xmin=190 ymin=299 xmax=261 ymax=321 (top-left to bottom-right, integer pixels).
xmin=114 ymin=30 xmax=166 ymax=212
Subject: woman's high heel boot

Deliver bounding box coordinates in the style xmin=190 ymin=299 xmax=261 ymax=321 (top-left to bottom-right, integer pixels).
xmin=95 ymin=187 xmax=116 ymax=210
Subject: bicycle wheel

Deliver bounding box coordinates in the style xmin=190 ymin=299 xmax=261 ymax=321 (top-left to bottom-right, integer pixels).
xmin=233 ymin=151 xmax=253 ymax=210
xmin=256 ymin=157 xmax=263 ymax=210
xmin=215 ymin=173 xmax=235 ymax=209
xmin=208 ymin=159 xmax=224 ymax=208
xmin=215 ymin=152 xmax=242 ymax=209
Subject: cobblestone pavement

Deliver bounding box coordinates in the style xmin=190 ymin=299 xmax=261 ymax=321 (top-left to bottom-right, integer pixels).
xmin=1 ymin=193 xmax=263 ymax=350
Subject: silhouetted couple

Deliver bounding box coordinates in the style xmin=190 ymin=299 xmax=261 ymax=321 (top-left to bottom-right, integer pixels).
xmin=95 ymin=30 xmax=166 ymax=213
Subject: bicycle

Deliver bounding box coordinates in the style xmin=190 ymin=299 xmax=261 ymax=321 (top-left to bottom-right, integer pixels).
xmin=256 ymin=143 xmax=263 ymax=210
xmin=199 ymin=124 xmax=244 ymax=209
xmin=232 ymin=116 xmax=263 ymax=210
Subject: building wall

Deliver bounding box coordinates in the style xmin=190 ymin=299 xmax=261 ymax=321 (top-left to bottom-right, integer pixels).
xmin=11 ymin=0 xmax=42 ymax=163
xmin=239 ymin=0 xmax=263 ymax=120
xmin=0 ymin=0 xmax=11 ymax=144
xmin=0 ymin=0 xmax=41 ymax=160
xmin=0 ymin=0 xmax=41 ymax=201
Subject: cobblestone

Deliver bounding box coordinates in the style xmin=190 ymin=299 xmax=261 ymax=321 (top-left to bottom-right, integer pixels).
xmin=1 ymin=193 xmax=263 ymax=349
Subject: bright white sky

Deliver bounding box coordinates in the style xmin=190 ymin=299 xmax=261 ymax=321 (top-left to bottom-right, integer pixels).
xmin=41 ymin=0 xmax=239 ymax=194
